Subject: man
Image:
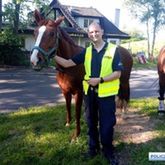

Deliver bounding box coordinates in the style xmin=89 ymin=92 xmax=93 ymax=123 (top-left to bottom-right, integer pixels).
xmin=55 ymin=22 xmax=122 ymax=165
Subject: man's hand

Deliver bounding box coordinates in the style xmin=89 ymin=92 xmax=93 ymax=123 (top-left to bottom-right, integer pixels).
xmin=87 ymin=78 xmax=100 ymax=86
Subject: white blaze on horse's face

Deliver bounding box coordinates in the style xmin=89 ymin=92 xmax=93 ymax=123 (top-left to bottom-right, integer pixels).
xmin=30 ymin=25 xmax=46 ymax=66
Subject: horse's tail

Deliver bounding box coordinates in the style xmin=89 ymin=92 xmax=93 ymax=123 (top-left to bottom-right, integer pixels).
xmin=116 ymin=46 xmax=133 ymax=110
xmin=116 ymin=74 xmax=131 ymax=110
xmin=118 ymin=82 xmax=130 ymax=103
xmin=116 ymin=83 xmax=130 ymax=112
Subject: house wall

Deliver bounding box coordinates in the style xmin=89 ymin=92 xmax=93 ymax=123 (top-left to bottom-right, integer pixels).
xmin=72 ymin=36 xmax=90 ymax=48
xmin=75 ymin=17 xmax=100 ymax=31
xmin=24 ymin=35 xmax=35 ymax=51
xmin=23 ymin=34 xmax=89 ymax=52
xmin=23 ymin=34 xmax=120 ymax=52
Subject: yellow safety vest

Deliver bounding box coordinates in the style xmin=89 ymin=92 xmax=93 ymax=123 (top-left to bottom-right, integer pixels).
xmin=83 ymin=43 xmax=120 ymax=97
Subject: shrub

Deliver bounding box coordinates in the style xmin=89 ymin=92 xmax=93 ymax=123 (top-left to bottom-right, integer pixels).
xmin=0 ymin=28 xmax=30 ymax=66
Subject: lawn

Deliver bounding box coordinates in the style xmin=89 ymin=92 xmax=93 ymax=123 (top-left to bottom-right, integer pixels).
xmin=132 ymin=60 xmax=157 ymax=70
xmin=0 ymin=98 xmax=165 ymax=165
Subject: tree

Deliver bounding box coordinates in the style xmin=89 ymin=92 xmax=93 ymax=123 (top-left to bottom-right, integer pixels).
xmin=3 ymin=0 xmax=51 ymax=34
xmin=121 ymin=29 xmax=146 ymax=45
xmin=14 ymin=0 xmax=21 ymax=33
xmin=3 ymin=0 xmax=24 ymax=33
xmin=0 ymin=0 xmax=2 ymax=31
xmin=125 ymin=0 xmax=165 ymax=58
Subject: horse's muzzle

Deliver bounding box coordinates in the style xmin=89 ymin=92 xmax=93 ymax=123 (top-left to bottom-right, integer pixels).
xmin=31 ymin=60 xmax=47 ymax=71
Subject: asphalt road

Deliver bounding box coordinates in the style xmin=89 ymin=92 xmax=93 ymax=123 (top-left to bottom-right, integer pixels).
xmin=130 ymin=69 xmax=158 ymax=98
xmin=0 ymin=67 xmax=159 ymax=113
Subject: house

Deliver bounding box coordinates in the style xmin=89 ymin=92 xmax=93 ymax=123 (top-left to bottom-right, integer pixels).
xmin=22 ymin=0 xmax=130 ymax=51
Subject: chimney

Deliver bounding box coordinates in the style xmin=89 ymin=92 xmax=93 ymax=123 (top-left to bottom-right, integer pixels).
xmin=114 ymin=8 xmax=120 ymax=28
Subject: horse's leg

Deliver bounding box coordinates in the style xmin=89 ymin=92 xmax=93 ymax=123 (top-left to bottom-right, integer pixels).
xmin=158 ymin=74 xmax=165 ymax=114
xmin=63 ymin=92 xmax=72 ymax=126
xmin=72 ymin=91 xmax=83 ymax=140
xmin=123 ymin=82 xmax=130 ymax=113
xmin=122 ymin=100 xmax=128 ymax=113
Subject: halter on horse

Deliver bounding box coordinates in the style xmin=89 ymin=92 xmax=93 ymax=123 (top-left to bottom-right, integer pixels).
xmin=157 ymin=46 xmax=165 ymax=114
xmin=30 ymin=10 xmax=133 ymax=140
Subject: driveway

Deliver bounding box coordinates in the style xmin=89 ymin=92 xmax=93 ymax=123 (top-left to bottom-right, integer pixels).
xmin=0 ymin=67 xmax=159 ymax=113
xmin=0 ymin=67 xmax=64 ymax=113
xmin=130 ymin=69 xmax=159 ymax=98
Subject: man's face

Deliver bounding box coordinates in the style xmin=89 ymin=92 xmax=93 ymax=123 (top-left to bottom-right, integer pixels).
xmin=88 ymin=24 xmax=103 ymax=43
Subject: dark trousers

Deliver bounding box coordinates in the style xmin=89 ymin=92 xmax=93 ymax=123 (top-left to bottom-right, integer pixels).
xmin=84 ymin=87 xmax=116 ymax=157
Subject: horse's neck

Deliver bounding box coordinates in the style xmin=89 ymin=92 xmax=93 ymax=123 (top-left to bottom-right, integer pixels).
xmin=58 ymin=28 xmax=83 ymax=58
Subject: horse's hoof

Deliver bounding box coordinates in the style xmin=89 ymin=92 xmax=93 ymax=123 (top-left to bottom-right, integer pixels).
xmin=158 ymin=111 xmax=165 ymax=116
xmin=158 ymin=100 xmax=165 ymax=111
xmin=158 ymin=107 xmax=165 ymax=111
xmin=70 ymin=137 xmax=79 ymax=144
xmin=65 ymin=123 xmax=70 ymax=127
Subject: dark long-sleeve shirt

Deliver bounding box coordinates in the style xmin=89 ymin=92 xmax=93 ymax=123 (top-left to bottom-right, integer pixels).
xmin=72 ymin=42 xmax=123 ymax=77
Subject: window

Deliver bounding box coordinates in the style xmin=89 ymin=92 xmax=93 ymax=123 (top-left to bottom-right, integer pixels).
xmin=83 ymin=18 xmax=94 ymax=28
xmin=47 ymin=10 xmax=55 ymax=20
xmin=84 ymin=19 xmax=89 ymax=28
xmin=89 ymin=19 xmax=93 ymax=25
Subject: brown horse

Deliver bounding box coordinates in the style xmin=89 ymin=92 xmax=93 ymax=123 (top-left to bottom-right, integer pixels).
xmin=30 ymin=10 xmax=133 ymax=140
xmin=157 ymin=45 xmax=165 ymax=114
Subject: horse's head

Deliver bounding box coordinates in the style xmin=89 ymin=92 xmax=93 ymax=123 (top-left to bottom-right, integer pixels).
xmin=30 ymin=10 xmax=64 ymax=71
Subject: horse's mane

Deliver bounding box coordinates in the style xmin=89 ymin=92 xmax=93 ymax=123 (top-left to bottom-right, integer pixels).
xmin=58 ymin=27 xmax=81 ymax=48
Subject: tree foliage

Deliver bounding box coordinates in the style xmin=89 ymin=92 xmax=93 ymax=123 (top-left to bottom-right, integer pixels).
xmin=0 ymin=0 xmax=51 ymax=65
xmin=121 ymin=29 xmax=146 ymax=44
xmin=0 ymin=0 xmax=2 ymax=30
xmin=2 ymin=0 xmax=51 ymax=33
xmin=124 ymin=0 xmax=165 ymax=57
xmin=0 ymin=27 xmax=29 ymax=66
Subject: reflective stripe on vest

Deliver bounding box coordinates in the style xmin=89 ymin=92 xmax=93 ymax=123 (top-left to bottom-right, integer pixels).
xmin=83 ymin=43 xmax=120 ymax=97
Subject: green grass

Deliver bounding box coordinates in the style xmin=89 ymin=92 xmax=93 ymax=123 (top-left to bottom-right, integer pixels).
xmin=0 ymin=99 xmax=165 ymax=165
xmin=132 ymin=59 xmax=157 ymax=70
xmin=121 ymin=40 xmax=165 ymax=56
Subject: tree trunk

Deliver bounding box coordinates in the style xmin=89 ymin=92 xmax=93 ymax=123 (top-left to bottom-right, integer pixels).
xmin=146 ymin=20 xmax=150 ymax=58
xmin=0 ymin=0 xmax=2 ymax=31
xmin=151 ymin=18 xmax=158 ymax=57
xmin=14 ymin=3 xmax=20 ymax=34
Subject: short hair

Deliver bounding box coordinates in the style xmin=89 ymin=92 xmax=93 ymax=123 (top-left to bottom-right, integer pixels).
xmin=87 ymin=21 xmax=103 ymax=31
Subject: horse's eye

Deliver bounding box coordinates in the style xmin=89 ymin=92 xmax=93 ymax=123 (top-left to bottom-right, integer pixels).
xmin=49 ymin=32 xmax=55 ymax=37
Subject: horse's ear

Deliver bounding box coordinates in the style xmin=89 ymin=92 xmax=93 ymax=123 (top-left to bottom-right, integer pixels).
xmin=54 ymin=16 xmax=65 ymax=26
xmin=34 ymin=9 xmax=44 ymax=25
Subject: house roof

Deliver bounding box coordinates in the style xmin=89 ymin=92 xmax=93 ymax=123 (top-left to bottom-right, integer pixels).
xmin=50 ymin=0 xmax=84 ymax=32
xmin=50 ymin=0 xmax=130 ymax=39
xmin=67 ymin=6 xmax=103 ymax=18
xmin=101 ymin=17 xmax=129 ymax=39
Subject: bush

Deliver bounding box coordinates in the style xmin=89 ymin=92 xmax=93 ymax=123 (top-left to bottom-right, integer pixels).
xmin=0 ymin=28 xmax=30 ymax=66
